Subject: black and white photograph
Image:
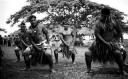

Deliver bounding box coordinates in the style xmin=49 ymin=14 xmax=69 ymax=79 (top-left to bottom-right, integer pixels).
xmin=0 ymin=0 xmax=128 ymax=79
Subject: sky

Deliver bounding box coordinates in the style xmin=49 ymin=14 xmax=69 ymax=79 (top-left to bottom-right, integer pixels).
xmin=90 ymin=0 xmax=128 ymax=14
xmin=0 ymin=0 xmax=128 ymax=37
xmin=0 ymin=0 xmax=28 ymax=36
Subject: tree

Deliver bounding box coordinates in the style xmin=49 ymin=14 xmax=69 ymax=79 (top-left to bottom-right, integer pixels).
xmin=6 ymin=0 xmax=128 ymax=43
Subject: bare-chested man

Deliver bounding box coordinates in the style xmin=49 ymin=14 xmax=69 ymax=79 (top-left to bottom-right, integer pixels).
xmin=22 ymin=15 xmax=54 ymax=72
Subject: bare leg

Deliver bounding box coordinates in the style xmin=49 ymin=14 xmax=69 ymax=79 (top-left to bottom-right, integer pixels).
xmin=71 ymin=53 xmax=75 ymax=64
xmin=15 ymin=49 xmax=20 ymax=62
xmin=24 ymin=55 xmax=31 ymax=69
xmin=20 ymin=55 xmax=31 ymax=71
xmin=20 ymin=48 xmax=31 ymax=71
xmin=54 ymin=49 xmax=58 ymax=63
xmin=122 ymin=49 xmax=127 ymax=64
xmin=85 ymin=50 xmax=92 ymax=73
xmin=113 ymin=50 xmax=125 ymax=75
xmin=45 ymin=53 xmax=54 ymax=72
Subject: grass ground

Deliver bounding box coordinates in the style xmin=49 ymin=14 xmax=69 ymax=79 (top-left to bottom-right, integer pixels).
xmin=1 ymin=46 xmax=128 ymax=79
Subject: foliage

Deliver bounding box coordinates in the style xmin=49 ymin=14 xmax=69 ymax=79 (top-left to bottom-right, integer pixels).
xmin=6 ymin=0 xmax=127 ymax=32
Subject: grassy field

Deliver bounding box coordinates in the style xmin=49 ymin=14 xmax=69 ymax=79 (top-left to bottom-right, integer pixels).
xmin=1 ymin=46 xmax=128 ymax=79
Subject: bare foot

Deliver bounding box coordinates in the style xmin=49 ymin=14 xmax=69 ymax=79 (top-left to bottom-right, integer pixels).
xmin=50 ymin=69 xmax=56 ymax=73
xmin=15 ymin=60 xmax=20 ymax=62
xmin=72 ymin=62 xmax=76 ymax=64
xmin=122 ymin=71 xmax=128 ymax=75
xmin=86 ymin=69 xmax=93 ymax=73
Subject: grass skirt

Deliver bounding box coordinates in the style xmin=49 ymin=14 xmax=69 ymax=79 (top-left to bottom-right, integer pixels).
xmin=89 ymin=41 xmax=120 ymax=63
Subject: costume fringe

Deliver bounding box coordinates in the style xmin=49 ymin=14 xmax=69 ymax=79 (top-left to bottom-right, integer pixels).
xmin=89 ymin=41 xmax=120 ymax=64
xmin=61 ymin=44 xmax=72 ymax=59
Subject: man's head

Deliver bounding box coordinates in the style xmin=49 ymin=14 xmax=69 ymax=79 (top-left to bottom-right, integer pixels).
xmin=100 ymin=7 xmax=111 ymax=21
xmin=28 ymin=15 xmax=36 ymax=23
xmin=19 ymin=21 xmax=26 ymax=32
xmin=101 ymin=7 xmax=110 ymax=17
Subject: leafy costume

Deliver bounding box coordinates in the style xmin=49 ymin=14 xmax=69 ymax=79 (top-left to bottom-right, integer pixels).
xmin=89 ymin=19 xmax=123 ymax=63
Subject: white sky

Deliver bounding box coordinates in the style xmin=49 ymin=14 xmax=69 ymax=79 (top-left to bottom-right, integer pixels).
xmin=0 ymin=0 xmax=28 ymax=36
xmin=90 ymin=0 xmax=128 ymax=14
xmin=0 ymin=0 xmax=128 ymax=37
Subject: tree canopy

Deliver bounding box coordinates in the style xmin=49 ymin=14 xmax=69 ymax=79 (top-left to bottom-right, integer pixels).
xmin=6 ymin=0 xmax=128 ymax=31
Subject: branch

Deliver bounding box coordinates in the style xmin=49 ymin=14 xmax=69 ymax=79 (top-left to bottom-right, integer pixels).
xmin=0 ymin=28 xmax=7 ymax=33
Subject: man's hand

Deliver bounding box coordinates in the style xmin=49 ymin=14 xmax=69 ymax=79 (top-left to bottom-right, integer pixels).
xmin=106 ymin=42 xmax=112 ymax=50
xmin=46 ymin=41 xmax=49 ymax=44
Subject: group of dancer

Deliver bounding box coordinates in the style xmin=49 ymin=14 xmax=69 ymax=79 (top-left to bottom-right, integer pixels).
xmin=14 ymin=7 xmax=127 ymax=75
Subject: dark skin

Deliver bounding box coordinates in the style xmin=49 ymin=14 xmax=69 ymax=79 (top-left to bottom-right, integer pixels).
xmin=85 ymin=14 xmax=126 ymax=75
xmin=17 ymin=24 xmax=32 ymax=70
xmin=19 ymin=26 xmax=31 ymax=48
xmin=95 ymin=25 xmax=112 ymax=49
xmin=30 ymin=36 xmax=54 ymax=72
xmin=54 ymin=33 xmax=76 ymax=63
xmin=95 ymin=15 xmax=123 ymax=49
xmin=29 ymin=17 xmax=49 ymax=43
xmin=27 ymin=17 xmax=54 ymax=72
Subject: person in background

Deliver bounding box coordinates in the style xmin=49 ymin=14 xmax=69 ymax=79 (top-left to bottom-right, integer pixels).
xmin=0 ymin=35 xmax=3 ymax=45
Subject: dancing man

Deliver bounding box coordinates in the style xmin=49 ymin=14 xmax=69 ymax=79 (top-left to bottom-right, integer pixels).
xmin=20 ymin=15 xmax=54 ymax=72
xmin=85 ymin=7 xmax=127 ymax=75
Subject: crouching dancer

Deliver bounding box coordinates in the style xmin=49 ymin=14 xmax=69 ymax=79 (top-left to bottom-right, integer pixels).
xmin=20 ymin=15 xmax=54 ymax=72
xmin=14 ymin=35 xmax=21 ymax=62
xmin=27 ymin=27 xmax=54 ymax=72
xmin=85 ymin=7 xmax=127 ymax=75
xmin=30 ymin=40 xmax=54 ymax=72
